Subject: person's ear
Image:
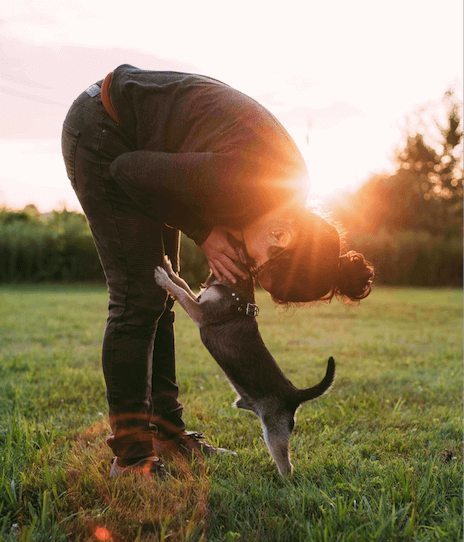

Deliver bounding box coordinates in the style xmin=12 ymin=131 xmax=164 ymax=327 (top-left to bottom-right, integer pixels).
xmin=267 ymin=228 xmax=292 ymax=248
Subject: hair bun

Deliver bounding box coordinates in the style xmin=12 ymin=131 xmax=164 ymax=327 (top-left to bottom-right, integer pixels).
xmin=335 ymin=251 xmax=374 ymax=301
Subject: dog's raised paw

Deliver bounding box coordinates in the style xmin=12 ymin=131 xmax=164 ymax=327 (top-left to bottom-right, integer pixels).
xmin=154 ymin=266 xmax=170 ymax=289
xmin=163 ymin=256 xmax=174 ymax=276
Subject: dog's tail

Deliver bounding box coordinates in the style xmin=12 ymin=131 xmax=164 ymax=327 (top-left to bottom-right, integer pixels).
xmin=294 ymin=357 xmax=336 ymax=405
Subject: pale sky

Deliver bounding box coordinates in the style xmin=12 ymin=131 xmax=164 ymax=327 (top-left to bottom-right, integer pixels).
xmin=1 ymin=0 xmax=462 ymax=212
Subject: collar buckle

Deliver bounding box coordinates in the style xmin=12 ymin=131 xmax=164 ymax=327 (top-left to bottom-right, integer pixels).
xmin=237 ymin=302 xmax=259 ymax=317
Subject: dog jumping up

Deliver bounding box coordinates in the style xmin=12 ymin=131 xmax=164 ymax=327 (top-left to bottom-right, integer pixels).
xmin=154 ymin=256 xmax=335 ymax=478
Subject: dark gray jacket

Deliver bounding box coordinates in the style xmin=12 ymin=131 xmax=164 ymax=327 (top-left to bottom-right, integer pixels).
xmin=109 ymin=64 xmax=309 ymax=244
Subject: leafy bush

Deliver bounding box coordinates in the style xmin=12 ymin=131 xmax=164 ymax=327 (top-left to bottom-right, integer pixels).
xmin=351 ymin=228 xmax=463 ymax=287
xmin=179 ymin=233 xmax=210 ymax=288
xmin=0 ymin=207 xmax=460 ymax=287
xmin=0 ymin=208 xmax=209 ymax=287
xmin=0 ymin=209 xmax=104 ymax=283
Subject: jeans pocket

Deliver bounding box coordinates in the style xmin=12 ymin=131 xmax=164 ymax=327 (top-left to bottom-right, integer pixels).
xmin=61 ymin=122 xmax=80 ymax=190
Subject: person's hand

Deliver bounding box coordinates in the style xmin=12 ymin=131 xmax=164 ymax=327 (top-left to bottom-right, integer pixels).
xmin=199 ymin=227 xmax=248 ymax=283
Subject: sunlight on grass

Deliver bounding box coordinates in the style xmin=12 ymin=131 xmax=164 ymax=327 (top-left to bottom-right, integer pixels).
xmin=0 ymin=285 xmax=462 ymax=541
xmin=61 ymin=421 xmax=209 ymax=541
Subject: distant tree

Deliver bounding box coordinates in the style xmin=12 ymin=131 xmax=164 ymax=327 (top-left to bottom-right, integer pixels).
xmin=331 ymin=173 xmax=395 ymax=238
xmin=332 ymin=89 xmax=463 ymax=239
xmin=0 ymin=205 xmax=39 ymax=224
xmin=23 ymin=204 xmax=40 ymax=220
xmin=394 ymin=88 xmax=463 ymax=234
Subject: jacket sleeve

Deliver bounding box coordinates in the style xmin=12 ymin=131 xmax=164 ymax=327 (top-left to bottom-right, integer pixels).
xmin=110 ymin=151 xmax=213 ymax=245
xmin=110 ymin=149 xmax=268 ymax=232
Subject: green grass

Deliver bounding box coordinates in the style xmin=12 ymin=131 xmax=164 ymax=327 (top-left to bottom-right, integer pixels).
xmin=0 ymin=285 xmax=462 ymax=541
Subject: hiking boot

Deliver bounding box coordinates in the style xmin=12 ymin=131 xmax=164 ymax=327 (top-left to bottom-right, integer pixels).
xmin=110 ymin=456 xmax=168 ymax=480
xmin=154 ymin=431 xmax=237 ymax=458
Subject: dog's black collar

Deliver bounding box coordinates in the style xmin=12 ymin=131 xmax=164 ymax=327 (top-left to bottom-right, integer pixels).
xmin=203 ymin=283 xmax=258 ymax=324
xmin=230 ymin=292 xmax=259 ymax=317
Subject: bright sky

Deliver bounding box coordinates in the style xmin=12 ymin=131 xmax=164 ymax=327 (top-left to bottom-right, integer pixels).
xmin=1 ymin=0 xmax=462 ymax=212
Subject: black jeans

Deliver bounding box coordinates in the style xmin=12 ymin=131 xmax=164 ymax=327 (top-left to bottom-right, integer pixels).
xmin=61 ymin=84 xmax=185 ymax=461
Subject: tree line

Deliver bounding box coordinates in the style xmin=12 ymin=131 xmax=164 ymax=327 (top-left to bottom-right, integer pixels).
xmin=0 ymin=206 xmax=209 ymax=287
xmin=330 ymin=89 xmax=462 ymax=287
xmin=0 ymin=90 xmax=461 ymax=288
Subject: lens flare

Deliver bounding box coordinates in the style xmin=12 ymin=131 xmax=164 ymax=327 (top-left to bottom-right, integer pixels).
xmin=95 ymin=527 xmax=111 ymax=541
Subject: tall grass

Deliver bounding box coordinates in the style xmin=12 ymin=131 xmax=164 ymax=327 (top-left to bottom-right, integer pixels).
xmin=0 ymin=285 xmax=462 ymax=540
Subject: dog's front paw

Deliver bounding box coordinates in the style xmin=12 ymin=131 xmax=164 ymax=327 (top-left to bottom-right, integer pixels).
xmin=163 ymin=256 xmax=175 ymax=277
xmin=154 ymin=266 xmax=171 ymax=291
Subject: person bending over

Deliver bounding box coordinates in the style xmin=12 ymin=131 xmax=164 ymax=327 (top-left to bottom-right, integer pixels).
xmin=62 ymin=65 xmax=374 ymax=479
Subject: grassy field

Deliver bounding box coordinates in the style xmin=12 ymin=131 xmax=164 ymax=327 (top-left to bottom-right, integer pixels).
xmin=0 ymin=285 xmax=462 ymax=541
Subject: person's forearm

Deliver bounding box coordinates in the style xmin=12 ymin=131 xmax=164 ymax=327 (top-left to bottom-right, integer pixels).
xmin=110 ymin=151 xmax=212 ymax=243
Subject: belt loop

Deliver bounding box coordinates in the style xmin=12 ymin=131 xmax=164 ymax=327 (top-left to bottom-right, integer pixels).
xmin=84 ymin=83 xmax=101 ymax=98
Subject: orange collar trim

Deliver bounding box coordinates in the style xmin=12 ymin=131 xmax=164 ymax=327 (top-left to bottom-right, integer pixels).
xmin=101 ymin=72 xmax=120 ymax=125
